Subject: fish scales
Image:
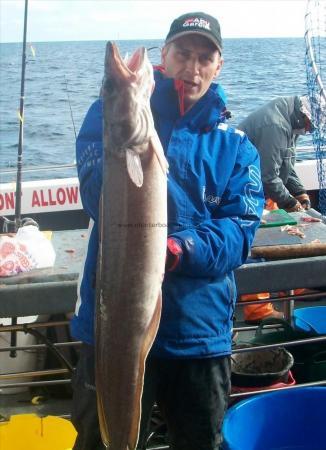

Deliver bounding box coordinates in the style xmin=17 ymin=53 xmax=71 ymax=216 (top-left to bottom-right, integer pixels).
xmin=96 ymin=42 xmax=168 ymax=450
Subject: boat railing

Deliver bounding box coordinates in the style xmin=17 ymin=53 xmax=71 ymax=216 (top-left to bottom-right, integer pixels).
xmin=0 ymin=293 xmax=325 ymax=396
xmin=0 ymin=163 xmax=78 ymax=185
xmin=0 ymin=163 xmax=77 ymax=176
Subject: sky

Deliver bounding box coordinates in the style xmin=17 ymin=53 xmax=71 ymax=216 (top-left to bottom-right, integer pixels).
xmin=0 ymin=0 xmax=310 ymax=43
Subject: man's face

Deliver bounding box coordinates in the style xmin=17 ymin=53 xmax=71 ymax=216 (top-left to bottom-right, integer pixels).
xmin=161 ymin=35 xmax=223 ymax=111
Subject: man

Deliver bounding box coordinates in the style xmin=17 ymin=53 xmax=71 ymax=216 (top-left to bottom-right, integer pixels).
xmin=238 ymin=96 xmax=313 ymax=212
xmin=238 ymin=96 xmax=312 ymax=323
xmin=70 ymin=12 xmax=264 ymax=450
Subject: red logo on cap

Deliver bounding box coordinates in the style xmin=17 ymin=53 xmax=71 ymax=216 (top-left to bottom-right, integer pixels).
xmin=183 ymin=18 xmax=211 ymax=30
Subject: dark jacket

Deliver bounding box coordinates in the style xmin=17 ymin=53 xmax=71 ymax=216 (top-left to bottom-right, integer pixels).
xmin=238 ymin=96 xmax=307 ymax=209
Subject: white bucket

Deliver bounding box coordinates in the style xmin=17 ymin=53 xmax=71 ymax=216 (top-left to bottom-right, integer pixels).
xmin=0 ymin=316 xmax=39 ymax=394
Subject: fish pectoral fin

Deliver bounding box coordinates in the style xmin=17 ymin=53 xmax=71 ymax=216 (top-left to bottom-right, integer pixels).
xmin=149 ymin=134 xmax=169 ymax=176
xmin=126 ymin=148 xmax=144 ymax=187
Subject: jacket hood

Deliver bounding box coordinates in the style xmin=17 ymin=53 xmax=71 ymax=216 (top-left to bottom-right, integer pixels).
xmin=289 ymin=96 xmax=306 ymax=130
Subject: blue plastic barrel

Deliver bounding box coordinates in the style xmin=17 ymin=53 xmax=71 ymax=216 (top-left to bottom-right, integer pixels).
xmin=222 ymin=387 xmax=326 ymax=450
xmin=293 ymin=306 xmax=326 ymax=335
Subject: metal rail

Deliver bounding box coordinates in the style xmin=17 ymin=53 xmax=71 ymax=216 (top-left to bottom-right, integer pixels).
xmin=230 ymin=379 xmax=326 ymax=399
xmin=235 ymin=290 xmax=326 ymax=306
xmin=0 ymin=341 xmax=81 ymax=353
xmin=0 ymin=368 xmax=69 ymax=380
xmin=232 ymin=335 xmax=326 ymax=353
xmin=0 ymin=320 xmax=70 ymax=332
xmin=0 ymin=379 xmax=71 ymax=390
xmin=0 ymin=163 xmax=77 ymax=176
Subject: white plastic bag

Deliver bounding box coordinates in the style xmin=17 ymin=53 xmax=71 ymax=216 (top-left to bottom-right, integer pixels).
xmin=0 ymin=225 xmax=56 ymax=277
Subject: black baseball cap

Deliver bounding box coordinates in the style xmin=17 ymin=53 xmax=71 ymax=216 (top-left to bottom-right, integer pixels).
xmin=165 ymin=12 xmax=222 ymax=54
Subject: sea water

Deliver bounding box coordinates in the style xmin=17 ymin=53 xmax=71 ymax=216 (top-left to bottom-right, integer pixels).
xmin=0 ymin=38 xmax=312 ymax=182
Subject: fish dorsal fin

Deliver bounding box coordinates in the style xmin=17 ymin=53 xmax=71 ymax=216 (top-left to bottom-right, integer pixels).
xmin=126 ymin=148 xmax=143 ymax=187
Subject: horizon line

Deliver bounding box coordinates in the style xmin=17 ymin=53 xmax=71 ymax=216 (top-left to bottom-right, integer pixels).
xmin=0 ymin=35 xmax=305 ymax=45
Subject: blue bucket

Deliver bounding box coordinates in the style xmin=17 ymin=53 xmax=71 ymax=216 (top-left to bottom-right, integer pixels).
xmin=222 ymin=387 xmax=326 ymax=450
xmin=293 ymin=306 xmax=326 ymax=335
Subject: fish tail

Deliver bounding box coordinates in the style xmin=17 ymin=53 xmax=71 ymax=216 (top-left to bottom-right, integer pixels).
xmin=97 ymin=387 xmax=110 ymax=446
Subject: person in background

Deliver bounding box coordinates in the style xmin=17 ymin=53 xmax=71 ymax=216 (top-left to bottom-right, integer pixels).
xmin=70 ymin=11 xmax=264 ymax=450
xmin=238 ymin=95 xmax=313 ymax=324
xmin=239 ymin=96 xmax=312 ymax=212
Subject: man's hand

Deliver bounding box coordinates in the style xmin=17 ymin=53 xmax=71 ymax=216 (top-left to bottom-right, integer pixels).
xmin=166 ymin=237 xmax=182 ymax=271
xmin=295 ymin=193 xmax=311 ymax=210
xmin=285 ymin=201 xmax=304 ymax=213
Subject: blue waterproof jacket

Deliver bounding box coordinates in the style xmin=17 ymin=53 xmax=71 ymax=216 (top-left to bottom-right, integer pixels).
xmin=70 ymin=70 xmax=264 ymax=358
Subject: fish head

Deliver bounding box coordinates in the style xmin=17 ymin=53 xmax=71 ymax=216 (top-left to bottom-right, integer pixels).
xmin=103 ymin=42 xmax=155 ymax=158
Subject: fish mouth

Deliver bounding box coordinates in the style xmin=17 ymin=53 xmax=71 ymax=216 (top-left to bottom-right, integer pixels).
xmin=127 ymin=47 xmax=146 ymax=72
xmin=106 ymin=42 xmax=146 ymax=83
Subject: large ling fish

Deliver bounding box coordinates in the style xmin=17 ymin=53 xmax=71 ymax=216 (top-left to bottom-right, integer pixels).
xmin=95 ymin=42 xmax=168 ymax=450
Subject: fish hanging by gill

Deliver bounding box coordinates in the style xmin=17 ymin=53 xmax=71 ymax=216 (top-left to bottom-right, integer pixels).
xmin=95 ymin=41 xmax=168 ymax=450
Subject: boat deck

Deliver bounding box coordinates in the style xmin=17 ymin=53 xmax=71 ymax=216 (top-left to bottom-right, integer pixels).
xmin=1 ymin=216 xmax=326 ymax=446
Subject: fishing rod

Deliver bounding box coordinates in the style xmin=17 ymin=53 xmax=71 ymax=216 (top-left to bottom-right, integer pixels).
xmin=14 ymin=0 xmax=29 ymax=233
xmin=63 ymin=74 xmax=77 ymax=140
xmin=8 ymin=0 xmax=29 ymax=359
